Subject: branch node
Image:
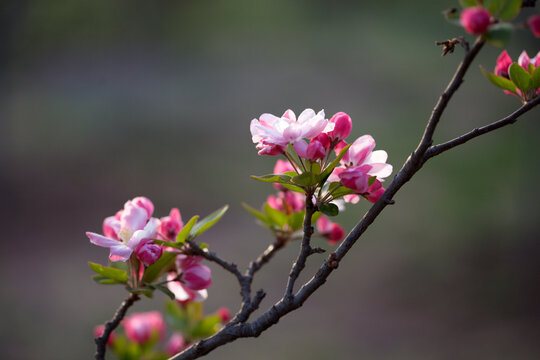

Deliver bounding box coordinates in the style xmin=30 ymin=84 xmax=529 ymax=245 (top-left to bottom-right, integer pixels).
xmin=385 ymin=198 xmax=395 ymax=205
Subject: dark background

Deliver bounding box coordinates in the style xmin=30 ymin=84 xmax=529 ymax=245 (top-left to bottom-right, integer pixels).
xmin=2 ymin=1 xmax=540 ymax=359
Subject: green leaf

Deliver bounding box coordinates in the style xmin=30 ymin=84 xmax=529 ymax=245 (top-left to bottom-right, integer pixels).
xmin=198 ymin=242 xmax=208 ymax=249
xmin=280 ymin=183 xmax=306 ymax=193
xmin=527 ymin=63 xmax=536 ymax=75
xmin=509 ymin=63 xmax=532 ymax=92
xmin=176 ymin=215 xmax=199 ymax=244
xmin=88 ymin=262 xmax=128 ymax=283
xmin=186 ymin=302 xmax=204 ymax=324
xmin=292 ymin=172 xmax=319 ymax=187
xmin=531 ymin=66 xmax=540 ymax=89
xmin=142 ymin=252 xmax=176 ymax=283
xmin=498 ymin=0 xmax=521 ymax=20
xmin=153 ymin=239 xmax=184 ymax=249
xmin=288 ymin=210 xmax=305 ymax=231
xmin=251 ymin=174 xmax=292 ymax=184
xmin=242 ymin=202 xmax=271 ymax=224
xmin=154 ymin=284 xmax=175 ymax=300
xmin=483 ymin=23 xmax=513 ymax=48
xmin=368 ymin=176 xmax=377 ymax=186
xmin=188 ymin=205 xmax=229 ymax=239
xmin=460 ymin=0 xmax=480 ymax=7
xmin=319 ymin=144 xmax=351 ymax=185
xmin=263 ymin=203 xmax=288 ymax=228
xmin=319 ymin=203 xmax=339 ymax=217
xmin=92 ymin=275 xmax=122 ymax=285
xmin=190 ymin=315 xmax=222 ymax=339
xmin=129 ymin=287 xmax=154 ymax=298
xmin=486 ymin=0 xmax=505 ymax=16
xmin=310 ymin=162 xmax=322 ymax=175
xmin=165 ymin=300 xmax=188 ymax=332
xmin=331 ymin=187 xmax=356 ymax=200
xmin=311 ymin=211 xmax=322 ymax=224
xmin=480 ymin=66 xmax=517 ymax=93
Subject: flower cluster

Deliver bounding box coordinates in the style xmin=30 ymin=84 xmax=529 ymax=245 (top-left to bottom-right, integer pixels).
xmin=248 ymin=108 xmax=392 ymax=246
xmin=95 ymin=304 xmax=231 ymax=359
xmin=482 ymin=50 xmax=540 ymax=103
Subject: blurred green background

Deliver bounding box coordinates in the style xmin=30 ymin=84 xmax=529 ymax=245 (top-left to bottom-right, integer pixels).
xmin=2 ymin=0 xmax=540 ymax=359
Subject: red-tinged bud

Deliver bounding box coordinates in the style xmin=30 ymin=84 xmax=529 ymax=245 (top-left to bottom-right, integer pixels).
xmin=306 ymin=140 xmax=326 ymax=160
xmin=316 ymin=216 xmax=346 ymax=245
xmin=528 ymin=15 xmax=540 ymax=38
xmin=135 ymin=242 xmax=163 ymax=266
xmin=166 ymin=333 xmax=186 ymax=356
xmin=494 ymin=50 xmax=512 ymax=78
xmin=312 ymin=132 xmax=330 ymax=149
xmin=216 ymin=307 xmax=231 ymax=323
xmin=326 ymin=112 xmax=352 ymax=141
xmin=460 ymin=7 xmax=491 ymax=35
xmin=123 ymin=311 xmax=165 ymax=345
xmin=182 ymin=264 xmax=212 ymax=290
xmin=159 ymin=208 xmax=183 ymax=241
xmin=94 ymin=325 xmax=116 ymax=346
xmin=364 ymin=180 xmax=385 ymax=203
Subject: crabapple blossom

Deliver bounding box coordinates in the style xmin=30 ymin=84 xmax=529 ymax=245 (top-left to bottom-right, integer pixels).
xmin=528 ymin=15 xmax=540 ymax=38
xmin=305 ymin=139 xmax=326 ymax=160
xmin=181 ymin=263 xmax=212 ymax=290
xmin=316 ymin=216 xmax=346 ymax=245
xmin=517 ymin=50 xmax=539 ymax=69
xmin=250 ymin=108 xmax=332 ymax=155
xmin=216 ymin=307 xmax=231 ymax=323
xmin=135 ymin=242 xmax=163 ymax=266
xmin=460 ymin=6 xmax=491 ymax=35
xmin=495 ymin=50 xmax=512 ymax=78
xmin=158 ymin=208 xmax=183 ymax=241
xmin=167 ymin=273 xmax=208 ymax=304
xmin=267 ymin=191 xmax=305 ymax=214
xmin=122 ymin=311 xmax=165 ymax=345
xmin=166 ymin=333 xmax=186 ymax=356
xmin=325 ymin=112 xmax=352 ymax=142
xmin=86 ymin=197 xmax=160 ymax=262
xmin=491 ymin=50 xmax=540 ymax=98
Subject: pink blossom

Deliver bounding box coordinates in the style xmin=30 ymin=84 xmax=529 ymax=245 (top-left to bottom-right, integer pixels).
xmin=316 ymin=216 xmax=346 ymax=245
xmin=460 ymin=7 xmax=491 ymax=35
xmin=528 ymin=15 xmax=540 ymax=38
xmin=364 ymin=179 xmax=386 ymax=203
xmin=267 ymin=191 xmax=305 ymax=214
xmin=167 ymin=273 xmax=208 ymax=303
xmin=250 ymin=108 xmax=333 ymax=155
xmin=166 ymin=333 xmax=186 ymax=356
xmin=325 ymin=112 xmax=352 ymax=141
xmin=131 ymin=196 xmax=154 ymax=218
xmin=306 ymin=140 xmax=326 ymax=160
xmin=338 ymin=166 xmax=371 ymax=193
xmin=102 ymin=210 xmax=122 ymax=240
xmin=216 ymin=307 xmax=231 ymax=323
xmin=135 ymin=242 xmax=163 ymax=266
xmin=87 ymin=197 xmax=160 ymax=262
xmin=182 ymin=264 xmax=212 ymax=290
xmin=158 ymin=208 xmax=183 ymax=241
xmin=494 ymin=50 xmax=512 ymax=78
xmin=273 ymin=159 xmax=295 ymax=174
xmin=123 ymin=311 xmax=165 ymax=345
xmin=517 ymin=50 xmax=540 ymax=69
xmin=94 ymin=324 xmax=115 ymax=346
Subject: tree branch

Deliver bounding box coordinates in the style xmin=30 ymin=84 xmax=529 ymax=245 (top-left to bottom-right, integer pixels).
xmin=424 ymin=96 xmax=540 ymax=159
xmin=95 ymin=293 xmax=139 ymax=360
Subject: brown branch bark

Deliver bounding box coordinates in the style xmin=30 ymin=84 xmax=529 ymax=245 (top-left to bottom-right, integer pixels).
xmin=95 ymin=293 xmax=139 ymax=360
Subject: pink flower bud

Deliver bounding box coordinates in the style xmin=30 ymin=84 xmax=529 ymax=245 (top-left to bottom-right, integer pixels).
xmin=159 ymin=208 xmax=183 ymax=241
xmin=518 ymin=50 xmax=531 ymax=70
xmin=312 ymin=132 xmax=330 ymax=149
xmin=182 ymin=264 xmax=212 ymax=290
xmin=460 ymin=7 xmax=491 ymax=35
xmin=494 ymin=50 xmax=512 ymax=78
xmin=326 ymin=112 xmax=352 ymax=141
xmin=528 ymin=15 xmax=540 ymax=38
xmin=216 ymin=307 xmax=231 ymax=323
xmin=273 ymin=159 xmax=295 ymax=174
xmin=338 ymin=166 xmax=370 ymax=193
xmin=131 ymin=196 xmax=154 ymax=218
xmin=166 ymin=333 xmax=186 ymax=356
xmin=135 ymin=242 xmax=163 ymax=266
xmin=94 ymin=324 xmax=115 ymax=346
xmin=317 ymin=216 xmax=346 ymax=245
xmin=256 ymin=142 xmax=285 ymax=156
xmin=123 ymin=311 xmax=165 ymax=345
xmin=306 ymin=140 xmax=326 ymax=160
xmin=364 ymin=180 xmax=385 ymax=203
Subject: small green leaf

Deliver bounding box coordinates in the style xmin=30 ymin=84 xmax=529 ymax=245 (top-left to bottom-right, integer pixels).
xmin=319 ymin=203 xmax=339 ymax=217
xmin=242 ymin=202 xmax=271 ymax=225
xmin=331 ymin=187 xmax=356 ymax=200
xmin=531 ymin=66 xmax=540 ymax=89
xmin=154 ymin=284 xmax=175 ymax=300
xmin=487 ymin=0 xmax=505 ymax=16
xmin=368 ymin=176 xmax=377 ymax=186
xmin=129 ymin=287 xmax=154 ymax=298
xmin=460 ymin=0 xmax=480 ymax=7
xmin=88 ymin=262 xmax=128 ymax=283
xmin=190 ymin=315 xmax=222 ymax=339
xmin=509 ymin=63 xmax=532 ymax=92
xmin=480 ymin=66 xmax=517 ymax=93
xmin=142 ymin=252 xmax=177 ymax=283
xmin=288 ymin=210 xmax=305 ymax=231
xmin=280 ymin=183 xmax=306 ymax=193
xmin=292 ymin=172 xmax=318 ymax=187
xmin=186 ymin=302 xmax=204 ymax=324
xmin=251 ymin=174 xmax=292 ymax=184
xmin=188 ymin=205 xmax=229 ymax=239
xmin=527 ymin=63 xmax=536 ymax=75
xmin=153 ymin=239 xmax=184 ymax=249
xmin=319 ymin=144 xmax=351 ymax=185
xmin=310 ymin=162 xmax=322 ymax=175
xmin=311 ymin=211 xmax=322 ymax=224
xmin=176 ymin=215 xmax=199 ymax=244
xmin=92 ymin=275 xmax=122 ymax=285
xmin=498 ymin=0 xmax=521 ymax=20
xmin=198 ymin=242 xmax=208 ymax=249
xmin=165 ymin=300 xmax=188 ymax=332
xmin=263 ymin=204 xmax=288 ymax=228
xmin=483 ymin=23 xmax=513 ymax=48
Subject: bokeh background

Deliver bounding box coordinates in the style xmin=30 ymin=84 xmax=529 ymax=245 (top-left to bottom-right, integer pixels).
xmin=2 ymin=1 xmax=540 ymax=359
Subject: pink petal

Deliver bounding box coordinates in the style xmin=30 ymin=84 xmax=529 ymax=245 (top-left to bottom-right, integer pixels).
xmin=121 ymin=201 xmax=149 ymax=233
xmin=87 ymin=232 xmax=121 ymax=248
xmin=518 ymin=50 xmax=530 ymax=70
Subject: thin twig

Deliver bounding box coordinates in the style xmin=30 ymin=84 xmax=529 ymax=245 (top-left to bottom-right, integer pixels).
xmin=95 ymin=293 xmax=139 ymax=360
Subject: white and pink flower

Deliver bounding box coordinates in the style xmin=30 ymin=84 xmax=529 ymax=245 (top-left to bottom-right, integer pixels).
xmin=122 ymin=311 xmax=165 ymax=345
xmin=250 ymin=108 xmax=332 ymax=156
xmin=158 ymin=208 xmax=183 ymax=241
